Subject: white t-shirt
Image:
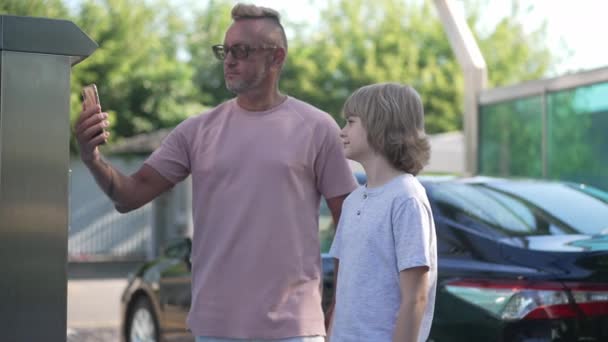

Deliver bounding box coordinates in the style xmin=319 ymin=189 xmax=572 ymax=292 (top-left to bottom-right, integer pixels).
xmin=329 ymin=174 xmax=437 ymax=342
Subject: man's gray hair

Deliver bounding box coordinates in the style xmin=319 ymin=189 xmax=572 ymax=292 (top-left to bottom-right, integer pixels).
xmin=231 ymin=3 xmax=288 ymax=50
xmin=231 ymin=3 xmax=281 ymax=21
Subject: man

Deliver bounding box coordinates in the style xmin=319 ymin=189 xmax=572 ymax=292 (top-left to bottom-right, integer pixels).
xmin=74 ymin=3 xmax=356 ymax=342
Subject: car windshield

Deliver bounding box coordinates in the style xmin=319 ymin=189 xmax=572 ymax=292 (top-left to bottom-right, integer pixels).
xmin=432 ymin=180 xmax=608 ymax=237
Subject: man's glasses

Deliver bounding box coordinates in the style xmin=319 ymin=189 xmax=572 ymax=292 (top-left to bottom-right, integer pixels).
xmin=212 ymin=44 xmax=277 ymax=60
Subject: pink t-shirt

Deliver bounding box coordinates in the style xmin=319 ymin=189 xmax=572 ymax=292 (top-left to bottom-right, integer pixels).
xmin=145 ymin=97 xmax=357 ymax=339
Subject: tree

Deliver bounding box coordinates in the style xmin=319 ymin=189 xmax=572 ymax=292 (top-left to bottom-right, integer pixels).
xmin=4 ymin=0 xmax=556 ymax=144
xmin=2 ymin=0 xmax=204 ymax=152
xmin=70 ymin=0 xmax=202 ymax=152
xmin=279 ymin=0 xmax=555 ymax=133
xmin=0 ymin=0 xmax=69 ymax=18
xmin=468 ymin=0 xmax=552 ymax=87
xmin=185 ymin=0 xmax=235 ymax=106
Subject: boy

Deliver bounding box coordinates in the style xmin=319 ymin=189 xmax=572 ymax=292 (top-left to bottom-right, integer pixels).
xmin=328 ymin=83 xmax=437 ymax=342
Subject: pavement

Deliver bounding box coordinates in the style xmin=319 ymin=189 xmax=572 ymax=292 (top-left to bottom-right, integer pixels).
xmin=67 ymin=327 xmax=119 ymax=342
xmin=67 ymin=261 xmax=143 ymax=342
xmin=68 ymin=278 xmax=127 ymax=329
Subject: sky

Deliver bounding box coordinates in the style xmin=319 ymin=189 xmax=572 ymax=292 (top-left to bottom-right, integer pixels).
xmin=259 ymin=0 xmax=608 ymax=76
xmin=486 ymin=0 xmax=608 ymax=75
xmin=66 ymin=0 xmax=608 ymax=76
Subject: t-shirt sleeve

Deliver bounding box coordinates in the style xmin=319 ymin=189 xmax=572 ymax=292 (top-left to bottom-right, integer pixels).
xmin=144 ymin=125 xmax=191 ymax=184
xmin=314 ymin=120 xmax=358 ymax=199
xmin=392 ymin=197 xmax=433 ymax=272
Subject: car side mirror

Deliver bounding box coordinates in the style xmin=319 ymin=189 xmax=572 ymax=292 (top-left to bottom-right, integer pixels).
xmin=163 ymin=237 xmax=192 ymax=270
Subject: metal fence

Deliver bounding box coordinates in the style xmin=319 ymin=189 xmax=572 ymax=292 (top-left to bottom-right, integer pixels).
xmin=68 ymin=156 xmax=151 ymax=261
xmin=68 ymin=197 xmax=151 ymax=261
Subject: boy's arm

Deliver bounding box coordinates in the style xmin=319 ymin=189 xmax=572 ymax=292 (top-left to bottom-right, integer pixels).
xmin=393 ymin=266 xmax=429 ymax=342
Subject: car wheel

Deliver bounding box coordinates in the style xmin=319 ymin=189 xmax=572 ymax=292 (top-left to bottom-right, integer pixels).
xmin=127 ymin=297 xmax=160 ymax=342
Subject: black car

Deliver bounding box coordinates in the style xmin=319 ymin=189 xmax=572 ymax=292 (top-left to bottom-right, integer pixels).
xmin=120 ymin=176 xmax=608 ymax=342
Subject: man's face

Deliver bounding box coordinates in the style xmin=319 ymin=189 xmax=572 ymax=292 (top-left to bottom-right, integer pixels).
xmin=222 ymin=21 xmax=275 ymax=94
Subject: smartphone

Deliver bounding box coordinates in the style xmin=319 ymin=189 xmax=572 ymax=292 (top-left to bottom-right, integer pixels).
xmin=82 ymin=84 xmax=100 ymax=109
xmin=82 ymin=84 xmax=106 ymax=144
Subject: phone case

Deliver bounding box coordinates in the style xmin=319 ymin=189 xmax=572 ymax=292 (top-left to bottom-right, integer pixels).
xmin=82 ymin=84 xmax=100 ymax=109
xmin=82 ymin=84 xmax=105 ymax=143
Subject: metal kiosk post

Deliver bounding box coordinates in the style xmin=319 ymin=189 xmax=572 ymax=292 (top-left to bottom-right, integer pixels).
xmin=0 ymin=15 xmax=97 ymax=341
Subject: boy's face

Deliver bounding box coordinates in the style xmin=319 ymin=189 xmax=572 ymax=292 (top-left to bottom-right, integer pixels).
xmin=340 ymin=115 xmax=374 ymax=162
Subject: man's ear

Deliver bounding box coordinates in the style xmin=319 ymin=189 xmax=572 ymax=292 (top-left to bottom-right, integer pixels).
xmin=272 ymin=47 xmax=286 ymax=67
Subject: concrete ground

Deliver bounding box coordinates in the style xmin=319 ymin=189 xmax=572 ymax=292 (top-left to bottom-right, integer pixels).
xmin=67 ymin=262 xmax=142 ymax=341
xmin=67 ymin=279 xmax=125 ymax=341
xmin=68 ymin=278 xmax=127 ymax=329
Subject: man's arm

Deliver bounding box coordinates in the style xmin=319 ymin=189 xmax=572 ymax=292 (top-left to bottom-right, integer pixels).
xmin=325 ymin=257 xmax=339 ymax=335
xmin=326 ymin=194 xmax=348 ymax=228
xmin=324 ymin=193 xmax=348 ymax=331
xmin=88 ymin=160 xmax=173 ymax=213
xmin=393 ymin=266 xmax=430 ymax=342
xmin=75 ymin=104 xmax=173 ymax=212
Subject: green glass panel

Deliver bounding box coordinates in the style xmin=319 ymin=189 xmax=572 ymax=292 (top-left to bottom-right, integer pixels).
xmin=547 ymin=82 xmax=608 ymax=190
xmin=479 ymin=96 xmax=543 ymax=177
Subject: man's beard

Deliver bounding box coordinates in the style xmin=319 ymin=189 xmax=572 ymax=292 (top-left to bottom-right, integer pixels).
xmin=225 ymin=64 xmax=268 ymax=94
xmin=226 ymin=78 xmax=256 ymax=94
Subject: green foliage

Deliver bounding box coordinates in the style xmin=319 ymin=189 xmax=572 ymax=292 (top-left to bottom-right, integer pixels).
xmin=470 ymin=1 xmax=552 ymax=87
xmin=185 ymin=0 xmax=234 ymax=105
xmin=3 ymin=0 xmax=557 ymax=150
xmin=69 ymin=0 xmax=202 ymax=153
xmin=282 ymin=0 xmax=464 ymax=133
xmin=0 ymin=0 xmax=69 ymax=17
xmin=279 ymin=0 xmax=555 ymax=133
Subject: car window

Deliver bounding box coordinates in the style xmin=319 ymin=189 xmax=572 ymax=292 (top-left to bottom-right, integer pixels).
xmin=489 ymin=182 xmax=608 ymax=235
xmin=432 ymin=181 xmax=606 ymax=237
xmin=433 ymin=183 xmax=539 ymax=235
xmin=566 ymin=183 xmax=608 ymax=203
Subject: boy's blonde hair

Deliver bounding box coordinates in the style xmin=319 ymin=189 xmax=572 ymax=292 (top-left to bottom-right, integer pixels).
xmin=343 ymin=83 xmax=430 ymax=175
xmin=231 ymin=3 xmax=287 ymax=50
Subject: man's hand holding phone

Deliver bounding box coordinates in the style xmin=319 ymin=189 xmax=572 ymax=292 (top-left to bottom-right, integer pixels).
xmin=75 ymin=84 xmax=110 ymax=163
